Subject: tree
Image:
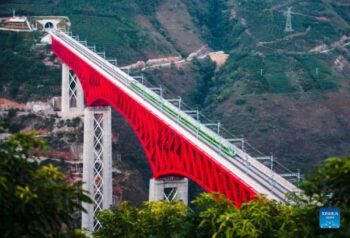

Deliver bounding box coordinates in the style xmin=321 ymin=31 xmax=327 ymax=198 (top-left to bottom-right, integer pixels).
xmin=192 ymin=193 xmax=237 ymax=237
xmin=296 ymin=157 xmax=350 ymax=238
xmin=0 ymin=131 xmax=91 ymax=237
xmin=193 ymin=193 xmax=287 ymax=238
xmin=95 ymin=201 xmax=194 ymax=238
xmin=191 ymin=58 xmax=216 ymax=107
xmin=301 ymin=157 xmax=350 ymax=207
xmin=94 ymin=157 xmax=350 ymax=238
xmin=192 ymin=156 xmax=350 ymax=238
xmin=94 ymin=202 xmax=138 ymax=238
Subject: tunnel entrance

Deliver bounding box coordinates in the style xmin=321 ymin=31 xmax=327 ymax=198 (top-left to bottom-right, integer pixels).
xmin=44 ymin=22 xmax=54 ymax=29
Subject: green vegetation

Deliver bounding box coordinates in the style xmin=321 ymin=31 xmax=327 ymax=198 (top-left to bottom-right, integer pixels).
xmin=0 ymin=31 xmax=60 ymax=101
xmin=185 ymin=0 xmax=347 ymax=100
xmin=134 ymin=0 xmax=163 ymax=15
xmin=181 ymin=0 xmax=350 ymax=173
xmin=0 ymin=0 xmax=175 ymax=101
xmin=0 ymin=124 xmax=91 ymax=237
xmin=1 ymin=0 xmax=350 ymax=216
xmin=1 ymin=117 xmax=349 ymax=237
xmin=0 ymin=0 xmax=348 ymax=99
xmin=95 ymin=157 xmax=350 ymax=238
xmin=207 ymin=52 xmax=337 ymax=100
xmin=95 ymin=201 xmax=193 ymax=238
xmin=0 ymin=0 xmax=172 ymax=64
xmin=191 ymin=58 xmax=216 ymax=107
xmin=187 ymin=0 xmax=238 ymax=51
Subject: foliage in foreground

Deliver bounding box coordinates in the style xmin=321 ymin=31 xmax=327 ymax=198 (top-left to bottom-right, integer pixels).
xmin=0 ymin=131 xmax=91 ymax=238
xmin=1 ymin=121 xmax=349 ymax=238
xmin=95 ymin=157 xmax=350 ymax=238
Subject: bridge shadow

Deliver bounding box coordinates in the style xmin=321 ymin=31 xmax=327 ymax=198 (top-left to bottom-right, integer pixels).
xmin=111 ymin=109 xmax=150 ymax=204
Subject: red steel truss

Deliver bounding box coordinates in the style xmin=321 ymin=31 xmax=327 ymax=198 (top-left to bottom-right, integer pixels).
xmin=51 ymin=37 xmax=256 ymax=207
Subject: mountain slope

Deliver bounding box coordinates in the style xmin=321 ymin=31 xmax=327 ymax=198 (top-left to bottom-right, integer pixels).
xmin=186 ymin=0 xmax=350 ymax=171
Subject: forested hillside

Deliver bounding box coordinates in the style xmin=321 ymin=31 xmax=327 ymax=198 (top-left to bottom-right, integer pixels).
xmin=1 ymin=0 xmax=350 ymax=192
xmin=189 ymin=0 xmax=350 ymax=171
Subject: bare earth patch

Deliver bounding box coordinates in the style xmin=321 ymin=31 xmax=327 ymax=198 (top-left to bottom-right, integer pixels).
xmin=0 ymin=98 xmax=26 ymax=110
xmin=134 ymin=14 xmax=177 ymax=58
xmin=156 ymin=0 xmax=204 ymax=54
xmin=209 ymin=52 xmax=229 ymax=70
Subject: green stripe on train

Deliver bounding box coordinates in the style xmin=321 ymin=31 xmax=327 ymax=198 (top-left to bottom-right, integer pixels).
xmin=130 ymin=82 xmax=235 ymax=157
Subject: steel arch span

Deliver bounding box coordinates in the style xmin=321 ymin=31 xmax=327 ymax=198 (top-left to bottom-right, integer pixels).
xmin=51 ymin=36 xmax=256 ymax=207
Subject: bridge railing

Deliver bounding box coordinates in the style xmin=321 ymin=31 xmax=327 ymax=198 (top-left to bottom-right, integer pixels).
xmin=127 ymin=72 xmax=301 ymax=184
xmin=127 ymin=79 xmax=299 ymax=195
xmin=123 ymin=72 xmax=300 ymax=194
xmin=51 ymin=30 xmax=300 ymax=199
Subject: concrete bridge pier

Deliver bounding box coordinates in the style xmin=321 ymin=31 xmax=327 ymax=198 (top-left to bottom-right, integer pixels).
xmin=61 ymin=63 xmax=84 ymax=116
xmin=149 ymin=177 xmax=188 ymax=205
xmin=82 ymin=106 xmax=113 ymax=233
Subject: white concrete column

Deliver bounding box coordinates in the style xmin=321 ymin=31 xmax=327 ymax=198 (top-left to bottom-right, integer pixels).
xmin=82 ymin=107 xmax=94 ymax=231
xmin=82 ymin=106 xmax=112 ymax=233
xmin=61 ymin=63 xmax=70 ymax=113
xmin=149 ymin=179 xmax=164 ymax=201
xmin=149 ymin=177 xmax=188 ymax=205
xmin=76 ymin=80 xmax=85 ymax=112
xmin=61 ymin=63 xmax=84 ymax=117
xmin=102 ymin=107 xmax=112 ymax=209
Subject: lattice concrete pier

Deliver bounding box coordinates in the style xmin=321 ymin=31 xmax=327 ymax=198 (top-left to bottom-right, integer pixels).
xmin=82 ymin=106 xmax=112 ymax=232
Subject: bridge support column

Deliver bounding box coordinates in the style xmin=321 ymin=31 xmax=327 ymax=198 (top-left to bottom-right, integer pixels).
xmin=82 ymin=106 xmax=112 ymax=233
xmin=61 ymin=63 xmax=84 ymax=116
xmin=149 ymin=177 xmax=188 ymax=205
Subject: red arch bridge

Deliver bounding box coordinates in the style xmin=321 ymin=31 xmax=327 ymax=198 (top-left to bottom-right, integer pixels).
xmin=49 ymin=30 xmax=300 ymax=232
